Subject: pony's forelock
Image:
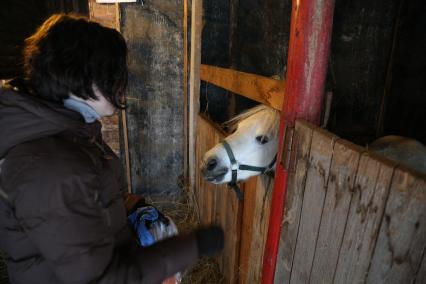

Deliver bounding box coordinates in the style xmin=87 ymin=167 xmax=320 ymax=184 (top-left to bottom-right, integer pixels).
xmin=225 ymin=105 xmax=280 ymax=138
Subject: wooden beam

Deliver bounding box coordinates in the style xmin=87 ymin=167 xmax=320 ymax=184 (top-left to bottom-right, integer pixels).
xmin=189 ymin=0 xmax=202 ymax=192
xmin=200 ymin=64 xmax=285 ymax=111
xmin=183 ymin=0 xmax=189 ymax=185
xmin=114 ymin=2 xmax=132 ymax=193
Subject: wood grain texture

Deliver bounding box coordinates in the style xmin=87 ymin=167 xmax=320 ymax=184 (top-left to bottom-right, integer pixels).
xmin=200 ymin=64 xmax=285 ymax=111
xmin=189 ymin=0 xmax=202 ymax=192
xmin=274 ymin=120 xmax=314 ymax=284
xmin=121 ymin=2 xmax=185 ymax=195
xmin=333 ymin=153 xmax=395 ymax=283
xmin=195 ymin=116 xmax=242 ymax=283
xmin=183 ymin=0 xmax=189 ymax=188
xmin=246 ymin=176 xmax=274 ymax=284
xmin=271 ymin=120 xmax=426 ymax=283
xmin=309 ymin=139 xmax=363 ymax=283
xmin=366 ymin=168 xmax=426 ymax=284
xmin=239 ymin=177 xmax=258 ymax=284
xmin=289 ymin=128 xmax=338 ymax=283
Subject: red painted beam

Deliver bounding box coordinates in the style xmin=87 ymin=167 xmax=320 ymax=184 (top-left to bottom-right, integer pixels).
xmin=262 ymin=0 xmax=336 ymax=283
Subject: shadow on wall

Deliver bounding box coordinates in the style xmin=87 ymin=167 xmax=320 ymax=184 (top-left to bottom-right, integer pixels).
xmin=0 ymin=251 xmax=9 ymax=284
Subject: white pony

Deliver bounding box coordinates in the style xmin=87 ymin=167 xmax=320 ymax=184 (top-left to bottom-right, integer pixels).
xmin=201 ymin=105 xmax=426 ymax=192
xmin=201 ymin=105 xmax=280 ymax=187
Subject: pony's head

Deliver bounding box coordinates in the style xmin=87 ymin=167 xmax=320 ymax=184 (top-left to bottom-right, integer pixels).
xmin=201 ymin=105 xmax=280 ymax=184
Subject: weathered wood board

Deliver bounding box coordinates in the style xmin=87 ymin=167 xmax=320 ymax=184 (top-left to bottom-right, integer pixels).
xmin=334 ymin=153 xmax=395 ymax=283
xmin=121 ymin=2 xmax=185 ymax=196
xmin=200 ymin=64 xmax=285 ymax=111
xmin=274 ymin=120 xmax=426 ymax=284
xmin=274 ymin=121 xmax=314 ymax=284
xmin=310 ymin=139 xmax=363 ymax=283
xmin=367 ymin=168 xmax=426 ymax=283
xmin=289 ymin=128 xmax=337 ymax=283
xmin=245 ymin=176 xmax=274 ymax=284
xmin=196 ymin=115 xmax=241 ymax=283
xmin=238 ymin=177 xmax=258 ymax=283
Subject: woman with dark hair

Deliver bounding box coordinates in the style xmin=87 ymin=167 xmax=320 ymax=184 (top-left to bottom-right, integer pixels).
xmin=0 ymin=14 xmax=223 ymax=284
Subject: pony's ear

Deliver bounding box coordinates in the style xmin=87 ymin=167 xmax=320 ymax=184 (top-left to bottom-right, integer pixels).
xmin=224 ymin=122 xmax=238 ymax=134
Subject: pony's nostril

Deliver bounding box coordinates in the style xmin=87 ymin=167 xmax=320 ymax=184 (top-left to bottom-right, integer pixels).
xmin=206 ymin=158 xmax=218 ymax=171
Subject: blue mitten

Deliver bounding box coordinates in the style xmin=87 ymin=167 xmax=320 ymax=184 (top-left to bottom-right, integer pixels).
xmin=128 ymin=206 xmax=159 ymax=246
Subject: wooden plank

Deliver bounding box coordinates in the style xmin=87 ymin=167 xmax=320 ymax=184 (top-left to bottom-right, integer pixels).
xmin=366 ymin=169 xmax=426 ymax=283
xmin=223 ymin=186 xmax=243 ymax=284
xmin=195 ymin=116 xmax=203 ymax=222
xmin=239 ymin=177 xmax=258 ymax=284
xmin=289 ymin=128 xmax=337 ymax=283
xmin=246 ymin=176 xmax=274 ymax=283
xmin=333 ymin=153 xmax=395 ymax=283
xmin=195 ymin=115 xmax=242 ymax=283
xmin=189 ymin=0 xmax=202 ymax=192
xmin=113 ymin=4 xmax=132 ymax=193
xmin=183 ymin=0 xmax=189 ymax=186
xmin=195 ymin=116 xmax=223 ymax=223
xmin=121 ymin=4 xmax=185 ymax=195
xmin=274 ymin=120 xmax=314 ymax=284
xmin=195 ymin=117 xmax=206 ymax=222
xmin=200 ymin=64 xmax=285 ymax=111
xmin=309 ymin=139 xmax=363 ymax=282
xmin=212 ymin=184 xmax=223 ymax=274
xmin=214 ymin=183 xmax=225 ymax=273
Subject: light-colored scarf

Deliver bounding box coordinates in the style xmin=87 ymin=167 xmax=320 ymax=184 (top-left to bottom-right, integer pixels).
xmin=63 ymin=97 xmax=100 ymax=123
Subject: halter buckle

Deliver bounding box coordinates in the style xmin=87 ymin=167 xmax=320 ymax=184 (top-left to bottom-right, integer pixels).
xmin=230 ymin=162 xmax=239 ymax=171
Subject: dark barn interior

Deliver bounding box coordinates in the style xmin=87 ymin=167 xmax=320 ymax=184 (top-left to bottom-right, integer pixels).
xmin=201 ymin=0 xmax=426 ymax=146
xmin=0 ymin=0 xmax=425 ymax=283
xmin=0 ymin=0 xmax=89 ymax=79
xmin=1 ymin=0 xmax=425 ymax=193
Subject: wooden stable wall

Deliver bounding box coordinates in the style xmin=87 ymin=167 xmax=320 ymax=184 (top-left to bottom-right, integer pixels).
xmin=121 ymin=2 xmax=185 ymax=197
xmin=195 ymin=115 xmax=274 ymax=283
xmin=274 ymin=120 xmax=426 ymax=284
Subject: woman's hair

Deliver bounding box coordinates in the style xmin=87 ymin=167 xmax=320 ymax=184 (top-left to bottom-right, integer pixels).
xmin=23 ymin=14 xmax=128 ymax=108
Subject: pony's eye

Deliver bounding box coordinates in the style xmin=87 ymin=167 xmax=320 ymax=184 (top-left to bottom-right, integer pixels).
xmin=256 ymin=135 xmax=269 ymax=144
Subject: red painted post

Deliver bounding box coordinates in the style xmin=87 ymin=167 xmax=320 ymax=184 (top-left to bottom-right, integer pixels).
xmin=261 ymin=0 xmax=336 ymax=283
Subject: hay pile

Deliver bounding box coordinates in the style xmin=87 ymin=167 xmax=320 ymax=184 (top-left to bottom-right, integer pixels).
xmin=146 ymin=190 xmax=225 ymax=284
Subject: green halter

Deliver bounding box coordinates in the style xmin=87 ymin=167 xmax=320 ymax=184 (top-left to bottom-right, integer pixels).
xmin=221 ymin=140 xmax=277 ymax=201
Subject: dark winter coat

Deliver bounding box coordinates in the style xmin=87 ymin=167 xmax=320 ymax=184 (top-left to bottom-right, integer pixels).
xmin=0 ymin=85 xmax=198 ymax=284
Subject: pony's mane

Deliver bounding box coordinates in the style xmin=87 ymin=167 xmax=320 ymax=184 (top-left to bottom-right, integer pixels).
xmin=225 ymin=105 xmax=280 ymax=137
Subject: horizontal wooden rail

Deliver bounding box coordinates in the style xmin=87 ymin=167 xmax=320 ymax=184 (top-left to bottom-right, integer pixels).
xmin=200 ymin=64 xmax=285 ymax=111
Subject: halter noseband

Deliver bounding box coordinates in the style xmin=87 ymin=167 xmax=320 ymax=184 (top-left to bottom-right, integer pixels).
xmin=221 ymin=140 xmax=277 ymax=201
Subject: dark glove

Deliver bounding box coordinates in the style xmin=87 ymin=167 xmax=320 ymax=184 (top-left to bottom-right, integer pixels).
xmin=194 ymin=225 xmax=224 ymax=257
xmin=123 ymin=192 xmax=146 ymax=214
